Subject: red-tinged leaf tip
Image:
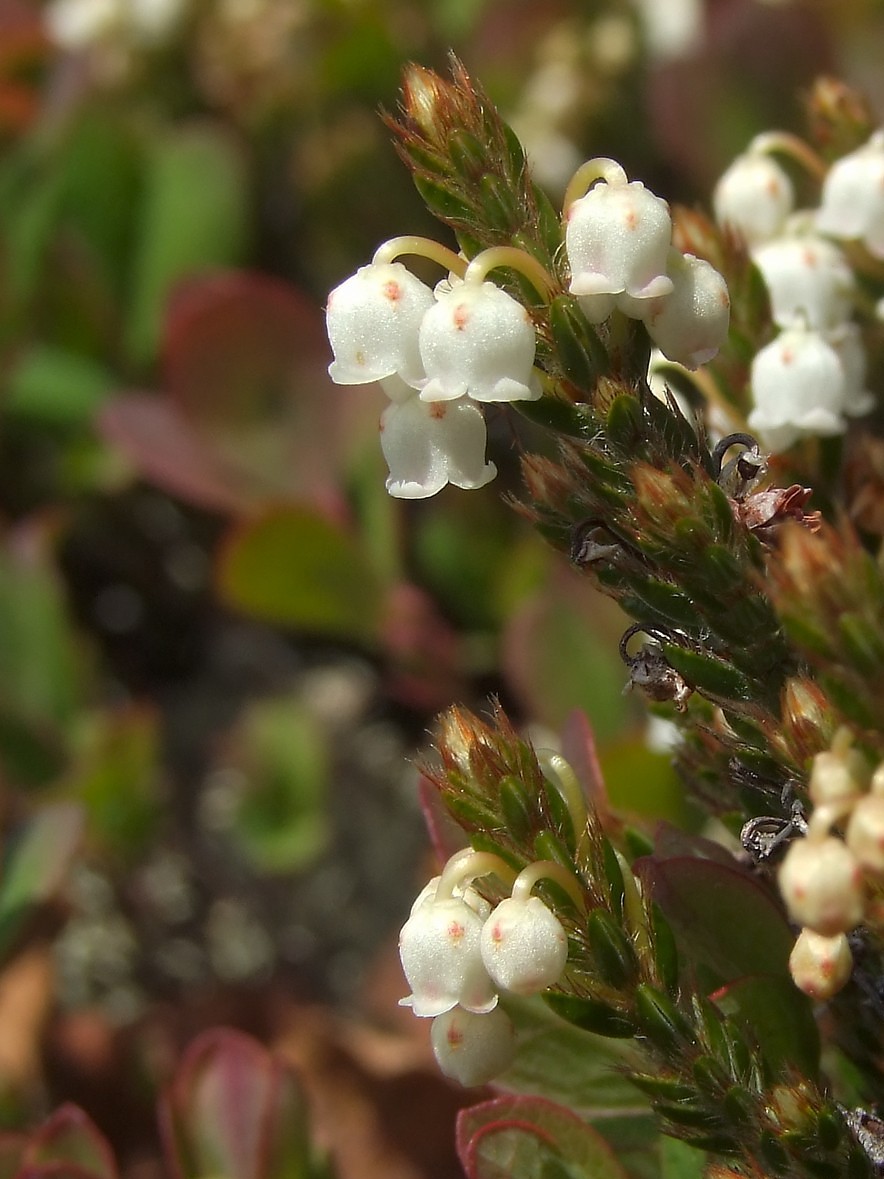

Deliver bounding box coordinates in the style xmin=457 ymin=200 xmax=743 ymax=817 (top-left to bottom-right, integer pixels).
xmin=25 ymin=1104 xmax=118 ymax=1179
xmin=457 ymin=1096 xmax=628 ymax=1179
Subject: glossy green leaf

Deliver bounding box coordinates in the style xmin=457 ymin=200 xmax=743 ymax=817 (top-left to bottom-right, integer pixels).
xmin=714 ymin=975 xmax=820 ymax=1080
xmin=216 ymin=506 xmax=383 ymax=643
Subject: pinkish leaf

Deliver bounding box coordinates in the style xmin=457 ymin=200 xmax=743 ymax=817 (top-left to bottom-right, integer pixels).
xmin=23 ymin=1105 xmax=117 ymax=1179
xmin=0 ymin=1131 xmax=26 ymax=1179
xmin=418 ymin=775 xmax=469 ymax=864
xmin=99 ymin=394 xmax=248 ymax=513
xmin=560 ymin=709 xmax=610 ymax=820
xmin=161 ymin=271 xmax=374 ymax=503
xmin=457 ymin=1096 xmax=628 ymax=1179
xmin=652 ymin=820 xmax=739 ymax=867
xmin=159 ymin=1028 xmax=310 ymax=1179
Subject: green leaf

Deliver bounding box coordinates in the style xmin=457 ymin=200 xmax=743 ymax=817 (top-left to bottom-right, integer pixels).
xmin=216 ymin=506 xmax=384 ymax=644
xmin=27 ymin=1105 xmax=118 ymax=1179
xmin=125 ymin=124 xmax=249 ymax=367
xmin=499 ymin=997 xmax=645 ymax=1113
xmin=457 ymin=1096 xmax=631 ymax=1179
xmin=0 ymin=804 xmax=84 ymax=958
xmin=229 ymin=695 xmax=329 ymax=875
xmin=5 ymin=344 xmax=115 ymax=427
xmin=714 ymin=975 xmax=820 ymax=1080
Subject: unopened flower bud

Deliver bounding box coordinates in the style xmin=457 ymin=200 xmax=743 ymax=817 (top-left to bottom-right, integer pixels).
xmin=789 ymin=928 xmax=853 ymax=999
xmin=752 ymin=232 xmax=855 ymax=332
xmin=747 ymin=325 xmax=846 ymax=452
xmin=713 ymin=151 xmax=794 ymax=246
xmin=480 ymin=895 xmax=568 ymax=995
xmin=809 ymin=731 xmax=871 ymax=809
xmin=778 ymin=835 xmax=864 ymax=936
xmin=380 ymin=393 xmax=496 ymax=498
xmin=399 ymin=892 xmax=497 ymax=1017
xmin=817 ymin=130 xmax=884 ymax=259
xmin=418 ymin=281 xmax=540 ymax=403
xmin=326 ymin=262 xmax=434 ymax=386
xmin=566 ymin=173 xmax=673 ymax=321
xmin=642 ymin=250 xmax=730 ymax=369
xmin=430 ymin=1005 xmax=516 ymax=1086
xmin=847 ymin=795 xmax=884 ymax=876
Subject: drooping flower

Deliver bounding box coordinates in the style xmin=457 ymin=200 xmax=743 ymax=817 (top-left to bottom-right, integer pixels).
xmin=379 ymin=388 xmax=497 ymax=499
xmin=326 ymin=261 xmax=435 ymax=387
xmin=817 ymin=130 xmax=884 ymax=259
xmin=641 ymin=250 xmax=730 ymax=369
xmin=565 ymin=171 xmax=674 ymax=322
xmin=828 ymin=324 xmax=875 ymax=418
xmin=418 ymin=280 xmax=541 ymax=403
xmin=399 ymin=879 xmax=498 ymax=1016
xmin=712 ymin=150 xmax=794 ymax=246
xmin=747 ymin=324 xmax=847 ymax=451
xmin=430 ymin=1005 xmax=516 ymax=1086
xmin=479 ymin=894 xmax=568 ymax=995
xmin=752 ymin=231 xmax=855 ymax=332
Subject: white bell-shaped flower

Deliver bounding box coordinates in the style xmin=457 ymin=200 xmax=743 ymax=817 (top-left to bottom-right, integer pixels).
xmin=778 ymin=835 xmax=864 ymax=937
xmin=712 ymin=151 xmax=794 ymax=246
xmin=847 ymin=796 xmax=884 ymax=876
xmin=641 ymin=250 xmax=730 ymax=369
xmin=379 ymin=391 xmax=496 ymax=499
xmin=409 ymin=875 xmax=492 ymax=920
xmin=828 ymin=324 xmax=875 ymax=418
xmin=399 ymin=887 xmax=498 ymax=1017
xmin=817 ymin=131 xmax=884 ymax=259
xmin=747 ymin=325 xmax=847 ymax=452
xmin=326 ymin=261 xmax=434 ymax=386
xmin=479 ymin=895 xmax=568 ymax=995
xmin=565 ymin=176 xmax=674 ymax=322
xmin=430 ymin=1006 xmax=516 ymax=1087
xmin=752 ymin=232 xmax=855 ymax=331
xmin=418 ymin=280 xmax=540 ymax=403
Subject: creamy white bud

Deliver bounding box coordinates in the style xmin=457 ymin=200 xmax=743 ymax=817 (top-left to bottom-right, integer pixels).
xmin=642 ymin=250 xmax=730 ymax=369
xmin=418 ymin=281 xmax=540 ymax=404
xmin=480 ymin=895 xmax=568 ymax=995
xmin=789 ymin=928 xmax=853 ymax=1000
xmin=778 ymin=835 xmax=864 ymax=936
xmin=566 ymin=176 xmax=673 ymax=317
xmin=326 ymin=262 xmax=434 ymax=386
xmin=747 ymin=325 xmax=846 ymax=452
xmin=430 ymin=1006 xmax=516 ymax=1086
xmin=399 ymin=894 xmax=498 ymax=1017
xmin=379 ymin=393 xmax=496 ymax=499
xmin=817 ymin=131 xmax=884 ymax=259
xmin=847 ymin=796 xmax=884 ymax=876
xmin=809 ymin=739 xmax=870 ymax=809
xmin=713 ymin=152 xmax=794 ymax=246
xmin=752 ymin=233 xmax=855 ymax=331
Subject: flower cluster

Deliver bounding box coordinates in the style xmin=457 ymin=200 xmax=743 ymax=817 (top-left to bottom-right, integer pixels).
xmin=398 ymin=850 xmax=572 ymax=1086
xmin=778 ymin=729 xmax=884 ymax=1000
xmin=326 ymin=239 xmax=544 ymax=498
xmin=564 ymin=158 xmax=730 ymax=368
xmin=713 ymin=134 xmax=877 ymax=451
xmin=326 ymin=154 xmax=731 ymax=498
